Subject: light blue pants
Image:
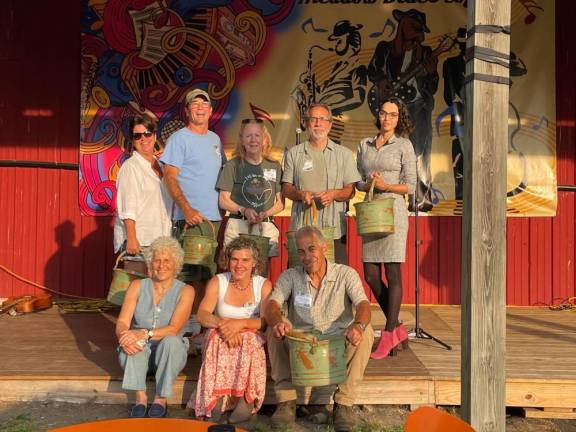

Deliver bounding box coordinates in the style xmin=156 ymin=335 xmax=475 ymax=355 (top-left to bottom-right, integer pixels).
xmin=118 ymin=335 xmax=188 ymax=398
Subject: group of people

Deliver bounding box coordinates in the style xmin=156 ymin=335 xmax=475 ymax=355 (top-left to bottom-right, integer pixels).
xmin=114 ymin=87 xmax=416 ymax=431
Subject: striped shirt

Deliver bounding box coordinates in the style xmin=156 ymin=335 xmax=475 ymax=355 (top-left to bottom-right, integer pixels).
xmin=269 ymin=261 xmax=368 ymax=335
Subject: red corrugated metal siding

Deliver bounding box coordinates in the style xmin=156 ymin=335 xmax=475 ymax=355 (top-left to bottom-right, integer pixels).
xmin=0 ymin=1 xmax=115 ymax=299
xmin=0 ymin=1 xmax=574 ymax=305
xmin=552 ymin=0 xmax=576 ymax=305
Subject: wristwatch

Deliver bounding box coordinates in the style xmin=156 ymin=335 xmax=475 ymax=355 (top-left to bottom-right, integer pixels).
xmin=354 ymin=321 xmax=366 ymax=332
xmin=237 ymin=206 xmax=245 ymax=217
xmin=146 ymin=329 xmax=154 ymax=340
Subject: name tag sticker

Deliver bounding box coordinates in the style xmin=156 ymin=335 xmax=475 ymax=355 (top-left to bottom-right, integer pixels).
xmin=294 ymin=293 xmax=312 ymax=308
xmin=263 ymin=169 xmax=276 ymax=181
xmin=244 ymin=302 xmax=258 ymax=316
xmin=303 ymin=160 xmax=313 ymax=172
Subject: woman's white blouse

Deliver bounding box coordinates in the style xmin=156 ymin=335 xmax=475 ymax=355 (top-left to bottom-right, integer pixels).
xmin=113 ymin=151 xmax=173 ymax=252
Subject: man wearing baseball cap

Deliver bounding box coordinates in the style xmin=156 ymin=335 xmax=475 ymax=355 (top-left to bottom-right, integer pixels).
xmin=160 ymin=88 xmax=226 ymax=280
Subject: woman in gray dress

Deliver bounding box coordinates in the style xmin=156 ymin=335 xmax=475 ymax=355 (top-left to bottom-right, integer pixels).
xmin=356 ymin=97 xmax=416 ymax=359
xmin=116 ymin=236 xmax=195 ymax=418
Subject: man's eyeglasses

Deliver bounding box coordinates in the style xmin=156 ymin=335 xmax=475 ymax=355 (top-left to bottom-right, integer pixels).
xmin=132 ymin=131 xmax=154 ymax=140
xmin=241 ymin=118 xmax=264 ymax=124
xmin=307 ymin=116 xmax=332 ymax=124
xmin=379 ymin=110 xmax=399 ymax=119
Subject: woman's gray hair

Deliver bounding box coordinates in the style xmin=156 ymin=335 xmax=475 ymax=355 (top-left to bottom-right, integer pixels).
xmin=295 ymin=225 xmax=326 ymax=244
xmin=144 ymin=236 xmax=184 ymax=276
xmin=223 ymin=236 xmax=261 ymax=272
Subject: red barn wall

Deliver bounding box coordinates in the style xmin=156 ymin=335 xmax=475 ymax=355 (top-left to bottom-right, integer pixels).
xmin=0 ymin=1 xmax=574 ymax=305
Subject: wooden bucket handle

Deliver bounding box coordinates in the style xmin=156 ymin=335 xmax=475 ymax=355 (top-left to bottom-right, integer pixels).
xmin=286 ymin=329 xmax=318 ymax=345
xmin=205 ymin=219 xmax=216 ymax=239
xmin=182 ymin=219 xmax=216 ymax=240
xmin=115 ymin=250 xmax=146 ymax=269
xmin=114 ymin=251 xmax=126 ymax=270
xmin=248 ymin=222 xmax=263 ymax=236
xmin=303 ymin=200 xmax=319 ymax=227
xmin=367 ymin=179 xmax=376 ymax=202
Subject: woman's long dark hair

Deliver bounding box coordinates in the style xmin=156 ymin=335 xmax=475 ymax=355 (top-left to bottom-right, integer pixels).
xmin=375 ymin=97 xmax=414 ymax=138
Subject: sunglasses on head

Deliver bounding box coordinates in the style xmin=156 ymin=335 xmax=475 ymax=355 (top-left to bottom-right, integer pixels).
xmin=241 ymin=118 xmax=264 ymax=124
xmin=132 ymin=131 xmax=154 ymax=140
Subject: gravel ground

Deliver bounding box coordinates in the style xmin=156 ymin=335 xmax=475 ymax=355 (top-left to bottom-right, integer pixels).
xmin=0 ymin=402 xmax=575 ymax=431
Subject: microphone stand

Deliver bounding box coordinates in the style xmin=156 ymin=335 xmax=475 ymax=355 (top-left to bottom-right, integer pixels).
xmin=409 ymin=190 xmax=452 ymax=350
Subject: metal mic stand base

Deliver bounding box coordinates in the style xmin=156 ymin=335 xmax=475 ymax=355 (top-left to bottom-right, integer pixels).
xmin=408 ymin=327 xmax=452 ymax=351
xmin=409 ymin=191 xmax=452 ymax=351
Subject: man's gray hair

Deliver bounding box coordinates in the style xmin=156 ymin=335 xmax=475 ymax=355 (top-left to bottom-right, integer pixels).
xmin=144 ymin=236 xmax=185 ymax=276
xmin=295 ymin=225 xmax=326 ymax=245
xmin=307 ymin=103 xmax=333 ymax=121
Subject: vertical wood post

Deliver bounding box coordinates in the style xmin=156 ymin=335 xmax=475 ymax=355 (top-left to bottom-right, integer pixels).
xmin=461 ymin=1 xmax=510 ymax=431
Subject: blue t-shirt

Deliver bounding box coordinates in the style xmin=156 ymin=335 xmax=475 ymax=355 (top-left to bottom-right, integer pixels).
xmin=160 ymin=127 xmax=225 ymax=221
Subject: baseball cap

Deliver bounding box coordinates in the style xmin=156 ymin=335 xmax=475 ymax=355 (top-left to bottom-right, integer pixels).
xmin=185 ymin=88 xmax=211 ymax=106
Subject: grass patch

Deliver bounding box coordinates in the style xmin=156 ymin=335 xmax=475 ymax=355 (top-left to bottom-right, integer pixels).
xmin=269 ymin=424 xmax=291 ymax=432
xmin=353 ymin=423 xmax=403 ymax=432
xmin=382 ymin=427 xmax=403 ymax=432
xmin=0 ymin=413 xmax=39 ymax=432
xmin=309 ymin=423 xmax=403 ymax=432
xmin=314 ymin=426 xmax=335 ymax=432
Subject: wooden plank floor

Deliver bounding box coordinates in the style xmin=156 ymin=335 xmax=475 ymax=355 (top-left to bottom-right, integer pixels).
xmin=1 ymin=305 xmax=575 ymax=411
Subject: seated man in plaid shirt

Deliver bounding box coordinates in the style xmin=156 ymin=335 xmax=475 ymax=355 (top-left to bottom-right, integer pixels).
xmin=265 ymin=226 xmax=374 ymax=432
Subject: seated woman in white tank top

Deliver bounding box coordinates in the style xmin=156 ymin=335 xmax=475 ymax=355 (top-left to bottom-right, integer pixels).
xmin=190 ymin=237 xmax=272 ymax=423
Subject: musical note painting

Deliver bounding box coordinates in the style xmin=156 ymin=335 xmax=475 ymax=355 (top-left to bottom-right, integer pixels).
xmin=80 ymin=0 xmax=556 ymax=217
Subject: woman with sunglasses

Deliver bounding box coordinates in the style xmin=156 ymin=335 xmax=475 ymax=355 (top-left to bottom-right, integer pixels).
xmin=216 ymin=119 xmax=284 ymax=272
xmin=356 ymin=97 xmax=417 ymax=359
xmin=114 ymin=114 xmax=173 ymax=260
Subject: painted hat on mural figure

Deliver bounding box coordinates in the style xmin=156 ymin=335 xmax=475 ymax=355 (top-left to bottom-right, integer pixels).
xmin=328 ymin=20 xmax=363 ymax=40
xmin=185 ymin=88 xmax=211 ymax=106
xmin=392 ymin=9 xmax=430 ymax=33
xmin=456 ymin=27 xmax=467 ymax=43
xmin=455 ymin=27 xmax=467 ymax=51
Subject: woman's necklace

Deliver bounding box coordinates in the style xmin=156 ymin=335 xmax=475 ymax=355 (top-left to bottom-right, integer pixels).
xmin=231 ymin=276 xmax=252 ymax=292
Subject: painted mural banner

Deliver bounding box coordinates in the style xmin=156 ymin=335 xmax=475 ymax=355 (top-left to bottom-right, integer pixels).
xmin=80 ymin=0 xmax=556 ymax=217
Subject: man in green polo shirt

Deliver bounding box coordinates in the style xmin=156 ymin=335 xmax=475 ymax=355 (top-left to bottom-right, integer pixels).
xmin=282 ymin=103 xmax=361 ymax=265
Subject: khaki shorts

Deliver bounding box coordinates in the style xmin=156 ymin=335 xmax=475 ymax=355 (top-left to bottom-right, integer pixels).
xmin=224 ymin=218 xmax=280 ymax=257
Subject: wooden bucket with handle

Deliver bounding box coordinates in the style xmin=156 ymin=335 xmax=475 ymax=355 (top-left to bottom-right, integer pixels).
xmin=286 ymin=201 xmax=335 ymax=268
xmin=239 ymin=222 xmax=270 ymax=277
xmin=181 ymin=221 xmax=219 ymax=267
xmin=286 ymin=329 xmax=347 ymax=386
xmin=354 ymin=179 xmax=395 ymax=236
xmin=107 ymin=252 xmax=146 ymax=306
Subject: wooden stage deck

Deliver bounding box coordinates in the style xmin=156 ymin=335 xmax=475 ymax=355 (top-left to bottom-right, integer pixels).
xmin=1 ymin=305 xmax=575 ymax=418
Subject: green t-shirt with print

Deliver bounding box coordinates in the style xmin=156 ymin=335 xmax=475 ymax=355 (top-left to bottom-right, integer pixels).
xmin=216 ymin=157 xmax=282 ymax=212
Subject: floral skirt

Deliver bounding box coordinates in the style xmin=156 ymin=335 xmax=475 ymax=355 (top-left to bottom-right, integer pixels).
xmin=189 ymin=329 xmax=266 ymax=417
